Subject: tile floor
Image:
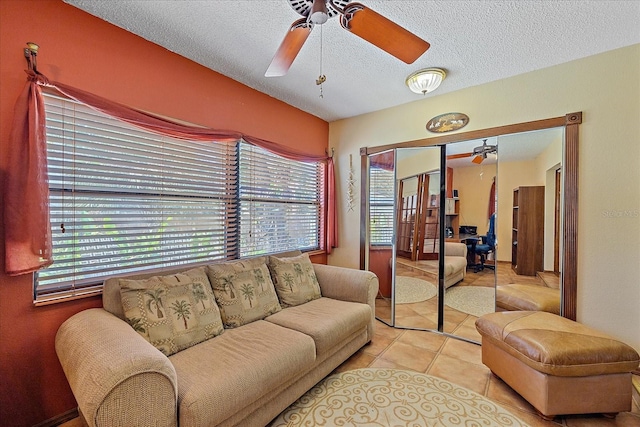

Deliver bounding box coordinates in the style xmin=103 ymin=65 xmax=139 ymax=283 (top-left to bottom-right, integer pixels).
xmin=334 ymin=321 xmax=640 ymax=426
xmin=338 ymin=259 xmax=640 ymax=426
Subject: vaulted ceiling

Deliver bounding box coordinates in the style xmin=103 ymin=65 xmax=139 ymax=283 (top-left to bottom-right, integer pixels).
xmin=65 ymin=0 xmax=640 ymax=122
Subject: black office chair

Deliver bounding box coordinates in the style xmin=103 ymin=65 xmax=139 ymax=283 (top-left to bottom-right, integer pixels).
xmin=474 ymin=213 xmax=496 ymax=272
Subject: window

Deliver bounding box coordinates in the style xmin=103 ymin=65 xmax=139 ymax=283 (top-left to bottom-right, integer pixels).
xmin=369 ymin=166 xmax=395 ymax=246
xmin=36 ymin=93 xmax=322 ymax=302
xmin=239 ymin=144 xmax=322 ymax=257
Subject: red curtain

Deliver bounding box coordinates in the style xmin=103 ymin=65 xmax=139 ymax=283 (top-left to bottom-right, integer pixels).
xmin=4 ymin=72 xmax=53 ymax=275
xmin=488 ymin=177 xmax=496 ymax=219
xmin=4 ymin=72 xmax=337 ymax=275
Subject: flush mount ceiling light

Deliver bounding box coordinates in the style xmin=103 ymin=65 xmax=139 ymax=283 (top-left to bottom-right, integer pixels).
xmin=405 ymin=68 xmax=446 ymax=95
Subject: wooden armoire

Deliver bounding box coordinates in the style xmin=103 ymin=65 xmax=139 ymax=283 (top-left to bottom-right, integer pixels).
xmin=511 ymin=186 xmax=545 ymax=276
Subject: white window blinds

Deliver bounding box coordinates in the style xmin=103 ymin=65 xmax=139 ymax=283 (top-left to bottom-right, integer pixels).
xmin=369 ymin=167 xmax=395 ymax=246
xmin=239 ymin=144 xmax=321 ymax=257
xmin=37 ymin=93 xmax=321 ymax=302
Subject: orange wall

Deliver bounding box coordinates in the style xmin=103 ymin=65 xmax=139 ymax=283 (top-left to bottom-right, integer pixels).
xmin=0 ymin=1 xmax=328 ymax=425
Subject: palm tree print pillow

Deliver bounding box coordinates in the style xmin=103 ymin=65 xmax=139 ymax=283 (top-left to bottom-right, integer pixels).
xmin=119 ymin=270 xmax=224 ymax=356
xmin=206 ymin=257 xmax=282 ymax=328
xmin=268 ymin=253 xmax=321 ymax=308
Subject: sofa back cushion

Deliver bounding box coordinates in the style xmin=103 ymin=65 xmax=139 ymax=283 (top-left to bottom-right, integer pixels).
xmin=206 ymin=257 xmax=282 ymax=328
xmin=268 ymin=253 xmax=321 ymax=308
xmin=103 ymin=250 xmax=302 ymax=319
xmin=119 ymin=266 xmax=224 ymax=356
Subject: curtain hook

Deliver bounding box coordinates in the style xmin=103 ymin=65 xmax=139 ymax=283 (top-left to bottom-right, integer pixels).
xmin=24 ymin=42 xmax=39 ymax=73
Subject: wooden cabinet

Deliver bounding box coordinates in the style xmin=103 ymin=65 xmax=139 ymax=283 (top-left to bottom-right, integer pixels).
xmin=512 ymin=186 xmax=545 ymax=276
xmin=445 ymin=197 xmax=459 ymax=235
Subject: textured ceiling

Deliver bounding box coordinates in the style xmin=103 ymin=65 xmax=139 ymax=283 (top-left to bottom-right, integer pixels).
xmin=65 ymin=0 xmax=640 ymax=122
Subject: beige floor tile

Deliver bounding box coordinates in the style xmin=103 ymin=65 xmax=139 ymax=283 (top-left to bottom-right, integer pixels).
xmin=439 ymin=337 xmax=482 ymax=365
xmin=487 ymin=374 xmax=539 ymax=415
xmin=363 ymin=334 xmax=394 ymax=357
xmin=443 ymin=307 xmax=470 ymax=325
xmin=333 ymin=350 xmax=376 ymax=373
xmin=408 ymin=300 xmax=439 ymax=317
xmin=427 ymin=353 xmax=491 ymax=395
xmin=505 ymin=407 xmax=564 ymax=427
xmin=396 ymin=329 xmax=446 ymax=353
xmin=377 ymin=341 xmax=436 ymax=372
xmin=373 ymin=321 xmax=403 ymax=340
xmin=368 ymin=357 xmax=417 ymax=372
xmin=451 ymin=323 xmax=483 ymax=342
xmin=395 ymin=315 xmax=438 ymax=330
xmin=563 ymin=413 xmax=640 ymax=426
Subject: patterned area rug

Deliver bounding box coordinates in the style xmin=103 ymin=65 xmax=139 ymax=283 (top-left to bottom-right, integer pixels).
xmin=445 ymin=286 xmax=495 ymax=317
xmin=270 ymin=368 xmax=529 ymax=426
xmin=395 ymin=276 xmax=437 ymax=304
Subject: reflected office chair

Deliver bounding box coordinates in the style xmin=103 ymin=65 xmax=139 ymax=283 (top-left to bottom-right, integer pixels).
xmin=474 ymin=214 xmax=496 ymax=272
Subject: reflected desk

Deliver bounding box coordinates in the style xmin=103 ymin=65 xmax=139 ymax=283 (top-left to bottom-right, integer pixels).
xmin=446 ymin=233 xmax=479 ymax=269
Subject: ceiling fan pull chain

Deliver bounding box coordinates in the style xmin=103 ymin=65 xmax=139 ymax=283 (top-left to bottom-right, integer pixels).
xmin=316 ymin=23 xmax=326 ymax=98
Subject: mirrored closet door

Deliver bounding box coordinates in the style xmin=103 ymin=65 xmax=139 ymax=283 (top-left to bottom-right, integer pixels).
xmin=360 ymin=112 xmax=581 ymax=344
xmin=364 ymin=146 xmax=445 ymax=331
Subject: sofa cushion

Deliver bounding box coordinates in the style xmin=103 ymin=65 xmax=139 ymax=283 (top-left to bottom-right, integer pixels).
xmin=268 ymin=253 xmax=321 ymax=307
xmin=119 ymin=268 xmax=224 ymax=356
xmin=265 ymin=297 xmax=371 ymax=356
xmin=206 ymin=257 xmax=281 ymax=328
xmin=443 ymin=255 xmax=467 ymax=277
xmin=168 ymin=320 xmax=316 ymax=427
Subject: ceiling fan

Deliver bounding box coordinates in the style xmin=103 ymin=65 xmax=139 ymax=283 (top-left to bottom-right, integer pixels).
xmin=471 ymin=139 xmax=497 ymax=164
xmin=447 ymin=139 xmax=498 ymax=164
xmin=265 ymin=0 xmax=431 ymax=77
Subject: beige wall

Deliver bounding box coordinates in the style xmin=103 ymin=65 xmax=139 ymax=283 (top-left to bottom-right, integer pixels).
xmin=328 ymin=44 xmax=640 ymax=351
xmin=452 ymin=164 xmax=496 ymax=236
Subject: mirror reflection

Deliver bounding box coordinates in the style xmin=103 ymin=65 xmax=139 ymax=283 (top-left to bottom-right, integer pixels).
xmin=494 ymin=129 xmax=564 ymax=316
xmin=367 ymin=150 xmax=395 ymax=325
xmin=367 ymin=126 xmax=566 ymax=344
xmin=393 ymin=147 xmax=441 ymax=330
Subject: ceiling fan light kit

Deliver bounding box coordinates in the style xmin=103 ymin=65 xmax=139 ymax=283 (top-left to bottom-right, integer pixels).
xmin=406 ymin=68 xmax=446 ymax=95
xmin=265 ymin=0 xmax=430 ymax=77
xmin=310 ymin=0 xmax=329 ymax=24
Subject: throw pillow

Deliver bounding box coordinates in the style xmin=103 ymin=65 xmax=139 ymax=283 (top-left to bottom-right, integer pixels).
xmin=268 ymin=253 xmax=321 ymax=308
xmin=206 ymin=257 xmax=281 ymax=328
xmin=119 ymin=269 xmax=224 ymax=356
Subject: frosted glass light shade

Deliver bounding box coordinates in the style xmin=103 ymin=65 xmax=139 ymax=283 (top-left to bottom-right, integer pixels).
xmin=405 ymin=68 xmax=446 ymax=95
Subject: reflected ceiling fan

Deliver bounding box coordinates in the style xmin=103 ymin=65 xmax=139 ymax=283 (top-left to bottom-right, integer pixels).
xmin=265 ymin=0 xmax=431 ymax=77
xmin=447 ymin=140 xmax=498 ymax=164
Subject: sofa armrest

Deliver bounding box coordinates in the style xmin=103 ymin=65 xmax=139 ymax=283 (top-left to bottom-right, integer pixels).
xmin=312 ymin=264 xmax=379 ymax=341
xmin=55 ymin=308 xmax=178 ymax=427
xmin=445 ymin=241 xmax=467 ymax=258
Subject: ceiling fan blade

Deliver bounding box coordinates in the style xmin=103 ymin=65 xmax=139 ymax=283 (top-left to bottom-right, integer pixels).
xmin=447 ymin=153 xmax=473 ymax=160
xmin=265 ymin=19 xmax=312 ymax=77
xmin=472 ymin=155 xmax=484 ymax=164
xmin=340 ymin=3 xmax=430 ymax=64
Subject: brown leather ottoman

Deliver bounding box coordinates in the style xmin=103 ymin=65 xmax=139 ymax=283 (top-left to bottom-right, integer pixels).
xmin=475 ymin=311 xmax=640 ymax=419
xmin=496 ymin=284 xmax=560 ymax=314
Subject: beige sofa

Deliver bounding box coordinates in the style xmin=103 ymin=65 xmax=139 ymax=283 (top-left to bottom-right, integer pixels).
xmin=444 ymin=242 xmax=468 ymax=288
xmin=55 ymin=253 xmax=378 ymax=427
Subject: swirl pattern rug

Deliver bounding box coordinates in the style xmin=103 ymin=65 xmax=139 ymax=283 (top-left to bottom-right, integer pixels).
xmin=445 ymin=286 xmax=495 ymax=317
xmin=395 ymin=276 xmax=437 ymax=304
xmin=270 ymin=368 xmax=528 ymax=427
